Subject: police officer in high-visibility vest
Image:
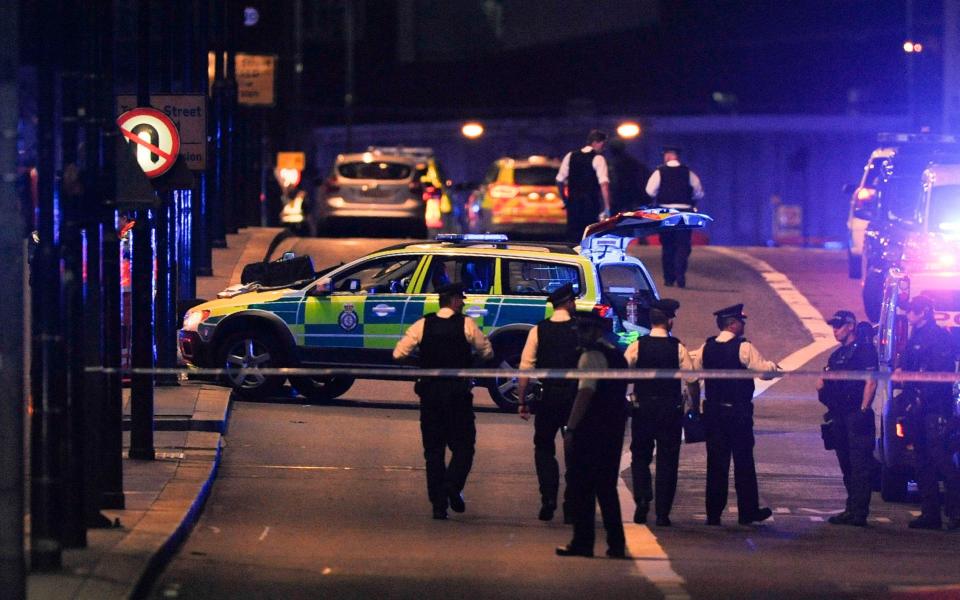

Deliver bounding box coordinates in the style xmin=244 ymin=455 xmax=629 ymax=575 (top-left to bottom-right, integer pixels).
xmin=517 ymin=282 xmax=579 ymax=522
xmin=556 ymin=312 xmax=630 ymax=559
xmin=625 ymin=298 xmax=699 ymax=527
xmin=692 ymin=304 xmax=780 ymax=526
xmin=645 ymin=146 xmax=704 ymax=288
xmin=393 ymin=282 xmax=494 ymax=520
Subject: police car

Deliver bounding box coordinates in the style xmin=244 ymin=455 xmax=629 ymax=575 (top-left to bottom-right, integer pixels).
xmin=178 ymin=209 xmax=711 ymax=411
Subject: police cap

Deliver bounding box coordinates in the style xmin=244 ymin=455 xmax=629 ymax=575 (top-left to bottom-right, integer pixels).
xmin=826 ymin=309 xmax=856 ymax=328
xmin=650 ymin=298 xmax=680 ymax=319
xmin=661 ymin=145 xmax=683 ymax=156
xmin=713 ymin=303 xmax=747 ymax=320
xmin=547 ymin=282 xmax=576 ymax=307
xmin=437 ymin=281 xmax=467 ymax=299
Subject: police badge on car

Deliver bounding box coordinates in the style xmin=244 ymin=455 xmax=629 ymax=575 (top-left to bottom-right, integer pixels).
xmin=338 ymin=305 xmax=358 ymax=331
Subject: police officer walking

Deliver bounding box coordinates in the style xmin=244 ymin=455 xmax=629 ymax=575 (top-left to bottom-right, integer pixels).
xmin=898 ymin=296 xmax=960 ymax=531
xmin=393 ymin=282 xmax=494 ymax=520
xmin=556 ymin=130 xmax=612 ymax=243
xmin=517 ymin=282 xmax=579 ymax=522
xmin=556 ymin=312 xmax=630 ymax=558
xmin=692 ymin=304 xmax=779 ymax=526
xmin=625 ymin=298 xmax=699 ymax=526
xmin=816 ymin=310 xmax=878 ymax=527
xmin=645 ymin=146 xmax=704 ymax=288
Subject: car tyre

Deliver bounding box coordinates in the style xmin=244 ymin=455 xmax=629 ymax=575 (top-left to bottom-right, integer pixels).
xmin=486 ymin=338 xmax=541 ymax=413
xmin=880 ymin=465 xmax=911 ymax=503
xmin=862 ymin=265 xmax=885 ymax=323
xmin=217 ymin=330 xmax=287 ymax=400
xmin=291 ymin=375 xmax=355 ymax=404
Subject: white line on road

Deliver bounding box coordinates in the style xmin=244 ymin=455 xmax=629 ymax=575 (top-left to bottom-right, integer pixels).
xmin=707 ymin=248 xmax=838 ymax=396
xmin=258 ymin=526 xmax=270 ymax=541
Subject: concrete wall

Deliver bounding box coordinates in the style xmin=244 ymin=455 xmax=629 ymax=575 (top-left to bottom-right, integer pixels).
xmin=310 ymin=114 xmax=910 ymax=246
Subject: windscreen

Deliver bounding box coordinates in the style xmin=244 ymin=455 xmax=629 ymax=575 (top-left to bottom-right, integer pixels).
xmin=338 ymin=161 xmax=412 ymax=180
xmin=514 ymin=166 xmax=559 ymax=186
xmin=929 ymin=184 xmax=960 ymax=232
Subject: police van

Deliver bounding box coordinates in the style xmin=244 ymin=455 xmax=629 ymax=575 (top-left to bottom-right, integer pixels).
xmin=178 ymin=210 xmax=711 ymax=411
xmin=873 ymin=163 xmax=960 ymax=501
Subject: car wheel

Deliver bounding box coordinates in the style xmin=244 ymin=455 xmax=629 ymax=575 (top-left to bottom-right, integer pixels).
xmin=880 ymin=465 xmax=910 ymax=502
xmin=862 ymin=266 xmax=885 ymax=322
xmin=291 ymin=375 xmax=355 ymax=404
xmin=847 ymin=251 xmax=862 ymax=279
xmin=218 ymin=330 xmax=287 ymax=399
xmin=486 ymin=340 xmax=541 ymax=413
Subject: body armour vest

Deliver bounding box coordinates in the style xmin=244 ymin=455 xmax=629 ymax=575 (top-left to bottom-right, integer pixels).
xmin=536 ymin=319 xmax=580 ymax=399
xmin=634 ymin=335 xmax=681 ymax=401
xmin=568 ymin=150 xmax=600 ymax=199
xmin=580 ymin=343 xmax=629 ymax=431
xmin=702 ymin=336 xmax=754 ymax=405
xmin=655 ymin=165 xmax=693 ymax=207
xmin=420 ymin=313 xmax=472 ymax=369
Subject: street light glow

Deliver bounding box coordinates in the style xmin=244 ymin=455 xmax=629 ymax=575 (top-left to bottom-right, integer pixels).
xmin=903 ymin=40 xmax=923 ymax=53
xmin=616 ymin=121 xmax=641 ymax=139
xmin=462 ymin=122 xmax=484 ymax=139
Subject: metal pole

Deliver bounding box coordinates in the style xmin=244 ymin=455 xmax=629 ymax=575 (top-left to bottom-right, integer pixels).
xmin=223 ymin=0 xmax=238 ymax=234
xmin=208 ymin=0 xmax=227 ymax=248
xmin=129 ymin=0 xmax=155 ymax=461
xmin=31 ymin=0 xmax=65 ymax=571
xmin=0 ymin=0 xmax=25 ymax=589
xmin=193 ymin=0 xmax=212 ymax=276
xmin=344 ymin=0 xmax=355 ymax=151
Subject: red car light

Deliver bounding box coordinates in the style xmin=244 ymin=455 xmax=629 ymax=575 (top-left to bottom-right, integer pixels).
xmin=593 ymin=303 xmax=612 ymax=318
xmin=490 ymin=184 xmax=518 ymax=199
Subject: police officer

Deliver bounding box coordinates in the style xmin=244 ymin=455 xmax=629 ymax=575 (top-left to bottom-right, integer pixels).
xmin=692 ymin=304 xmax=779 ymax=526
xmin=816 ymin=310 xmax=878 ymax=527
xmin=625 ymin=298 xmax=699 ymax=526
xmin=899 ymin=296 xmax=960 ymax=531
xmin=556 ymin=129 xmax=612 ymax=242
xmin=517 ymin=282 xmax=579 ymax=522
xmin=393 ymin=282 xmax=494 ymax=520
xmin=645 ymin=146 xmax=704 ymax=288
xmin=556 ymin=312 xmax=630 ymax=558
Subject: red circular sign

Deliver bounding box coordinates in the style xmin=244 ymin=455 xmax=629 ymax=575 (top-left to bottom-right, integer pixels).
xmin=116 ymin=108 xmax=181 ymax=178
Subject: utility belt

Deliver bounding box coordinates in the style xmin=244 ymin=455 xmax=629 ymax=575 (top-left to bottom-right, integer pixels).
xmin=631 ymin=394 xmax=682 ymax=411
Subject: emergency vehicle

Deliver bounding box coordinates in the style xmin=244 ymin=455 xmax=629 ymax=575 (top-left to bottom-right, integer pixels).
xmin=178 ymin=209 xmax=711 ymax=411
xmin=467 ymin=156 xmax=566 ymax=236
xmin=874 ymin=163 xmax=960 ymax=501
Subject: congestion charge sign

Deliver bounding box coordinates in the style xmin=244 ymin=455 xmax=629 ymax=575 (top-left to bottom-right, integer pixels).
xmin=117 ymin=108 xmax=181 ymax=178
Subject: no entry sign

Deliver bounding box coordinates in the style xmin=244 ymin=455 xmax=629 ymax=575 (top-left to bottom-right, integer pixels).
xmin=116 ymin=107 xmax=181 ymax=178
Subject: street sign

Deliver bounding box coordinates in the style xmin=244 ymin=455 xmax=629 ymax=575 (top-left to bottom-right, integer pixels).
xmin=276 ymin=152 xmax=305 ymax=170
xmin=208 ymin=52 xmax=277 ymax=106
xmin=116 ymin=108 xmax=181 ymax=178
xmin=117 ymin=95 xmax=207 ymax=170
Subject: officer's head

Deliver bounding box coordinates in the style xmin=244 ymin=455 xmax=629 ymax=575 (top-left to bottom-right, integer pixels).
xmin=547 ymin=282 xmax=577 ymax=313
xmin=906 ymin=295 xmax=935 ymax=327
xmin=713 ymin=304 xmax=746 ymax=334
xmin=649 ymin=298 xmax=680 ymax=331
xmin=661 ymin=145 xmax=682 ymax=162
xmin=586 ymin=129 xmax=608 ymax=152
xmin=826 ymin=310 xmax=857 ymax=344
xmin=437 ymin=282 xmax=467 ymax=312
xmin=574 ymin=310 xmax=610 ymax=348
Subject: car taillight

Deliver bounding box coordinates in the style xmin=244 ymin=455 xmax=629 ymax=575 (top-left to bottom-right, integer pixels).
xmin=593 ymin=303 xmax=612 ymax=318
xmin=896 ymin=420 xmax=905 ymax=438
xmin=855 ymin=187 xmax=876 ymax=202
xmin=490 ymin=184 xmax=518 ymax=199
xmin=422 ymin=185 xmax=440 ymax=201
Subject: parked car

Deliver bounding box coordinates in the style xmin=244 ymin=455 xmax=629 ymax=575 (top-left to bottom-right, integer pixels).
xmin=467 ymin=156 xmax=566 ymax=236
xmin=844 ymin=147 xmax=894 ymax=278
xmin=178 ymin=209 xmax=711 ymax=412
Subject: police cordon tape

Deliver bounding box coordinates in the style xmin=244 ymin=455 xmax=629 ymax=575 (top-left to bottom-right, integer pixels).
xmin=85 ymin=366 xmax=960 ymax=383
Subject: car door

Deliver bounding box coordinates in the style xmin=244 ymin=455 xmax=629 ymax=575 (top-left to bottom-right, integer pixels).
xmin=407 ymin=254 xmax=498 ymax=335
xmin=300 ymin=254 xmax=424 ymax=365
xmin=497 ymin=258 xmax=584 ymax=327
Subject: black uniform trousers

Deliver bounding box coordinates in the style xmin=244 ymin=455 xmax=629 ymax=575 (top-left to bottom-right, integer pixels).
xmin=916 ymin=413 xmax=960 ymax=520
xmin=659 ymin=229 xmax=692 ymax=286
xmin=418 ymin=380 xmax=475 ymax=510
xmin=565 ymin=194 xmax=599 ymax=242
xmin=832 ymin=409 xmax=875 ymax=519
xmin=566 ymin=421 xmax=627 ymax=553
xmin=704 ymin=402 xmax=760 ymax=520
xmin=630 ymin=401 xmax=682 ymax=518
xmin=534 ymin=395 xmax=574 ymax=512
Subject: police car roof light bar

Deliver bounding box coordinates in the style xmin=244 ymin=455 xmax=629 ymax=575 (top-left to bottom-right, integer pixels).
xmin=435 ymin=233 xmax=509 ymax=243
xmin=877 ymin=132 xmax=959 ymax=145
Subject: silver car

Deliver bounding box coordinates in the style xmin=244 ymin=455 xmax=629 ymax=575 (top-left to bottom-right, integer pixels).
xmin=309 ymin=151 xmax=427 ymax=237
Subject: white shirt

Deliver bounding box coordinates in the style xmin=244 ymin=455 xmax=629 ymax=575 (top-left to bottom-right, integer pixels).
xmin=556 ymin=146 xmax=610 ymax=186
xmin=689 ymin=331 xmax=779 ymax=373
xmin=393 ymin=307 xmax=494 ymax=362
xmin=624 ymin=327 xmax=698 ymax=383
xmin=645 ymin=159 xmax=705 ymax=208
xmin=518 ymin=308 xmax=572 ymax=370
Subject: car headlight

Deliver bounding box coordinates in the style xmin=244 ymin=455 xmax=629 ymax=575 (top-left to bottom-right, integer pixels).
xmin=182 ymin=309 xmax=210 ymax=332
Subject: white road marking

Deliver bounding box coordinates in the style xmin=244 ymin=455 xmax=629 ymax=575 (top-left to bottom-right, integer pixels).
xmin=774 ymin=507 xmax=790 ymax=514
xmin=707 ymin=248 xmax=838 ymax=397
xmin=909 ymin=510 xmax=922 ymax=517
xmin=258 ymin=526 xmax=270 ymax=541
xmin=809 ymin=516 xmax=824 ymax=522
xmin=618 ymin=451 xmax=690 ymax=600
xmin=872 ymin=517 xmax=891 ymax=523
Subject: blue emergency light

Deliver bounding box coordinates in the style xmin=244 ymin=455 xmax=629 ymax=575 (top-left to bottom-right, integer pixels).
xmin=435 ymin=233 xmax=509 ymax=242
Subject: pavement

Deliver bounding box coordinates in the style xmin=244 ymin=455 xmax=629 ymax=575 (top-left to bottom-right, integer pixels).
xmin=26 ymin=227 xmax=286 ymax=600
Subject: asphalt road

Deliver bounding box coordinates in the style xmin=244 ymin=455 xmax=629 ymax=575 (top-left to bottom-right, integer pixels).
xmin=150 ymin=237 xmax=960 ymax=600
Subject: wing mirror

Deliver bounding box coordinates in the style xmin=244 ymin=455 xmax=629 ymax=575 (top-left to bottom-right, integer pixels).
xmin=308 ymin=277 xmax=332 ymax=296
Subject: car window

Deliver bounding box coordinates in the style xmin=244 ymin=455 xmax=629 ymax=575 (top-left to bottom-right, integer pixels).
xmin=423 ymin=257 xmax=496 ymax=294
xmin=514 ymin=166 xmax=559 ymax=186
xmin=503 ymin=260 xmax=581 ymax=296
xmin=332 ymin=255 xmax=420 ymax=293
xmin=598 ymin=264 xmax=655 ymax=303
xmin=337 ymin=161 xmax=412 ymax=180
xmin=928 ymin=184 xmax=960 ymax=231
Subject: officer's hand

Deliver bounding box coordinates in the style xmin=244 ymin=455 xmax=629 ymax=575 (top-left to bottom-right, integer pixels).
xmin=519 ymin=403 xmax=531 ymax=421
xmin=815 ymin=378 xmax=824 ymax=391
xmin=598 ymin=210 xmax=610 ymax=220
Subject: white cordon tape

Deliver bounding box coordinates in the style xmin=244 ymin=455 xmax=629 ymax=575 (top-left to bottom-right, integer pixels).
xmin=85 ymin=366 xmax=960 ymax=383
